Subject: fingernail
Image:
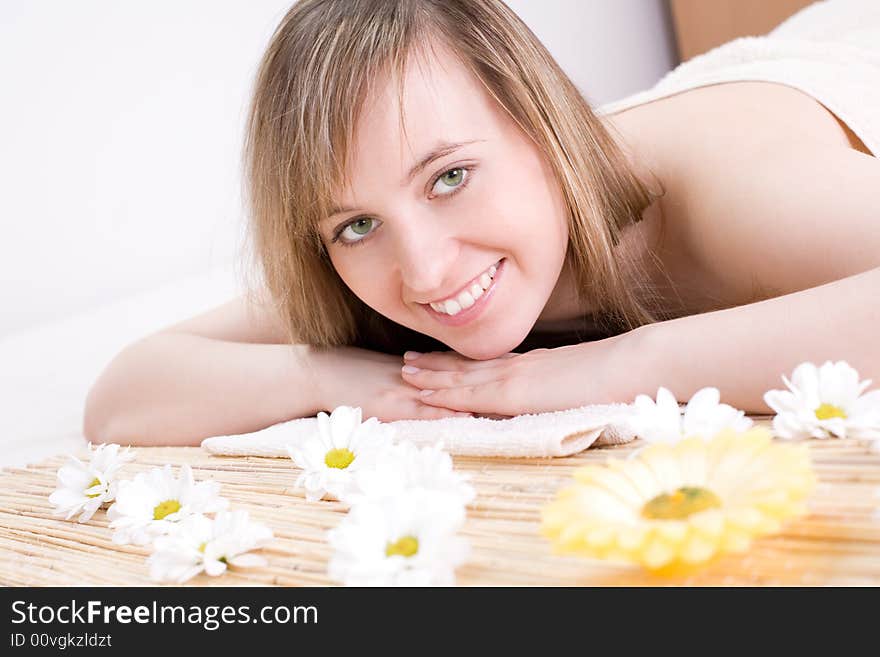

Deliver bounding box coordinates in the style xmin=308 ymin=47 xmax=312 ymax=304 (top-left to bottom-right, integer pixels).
xmin=404 ymin=351 xmax=422 ymax=360
xmin=420 ymin=389 xmax=435 ymax=397
xmin=401 ymin=365 xmax=420 ymax=374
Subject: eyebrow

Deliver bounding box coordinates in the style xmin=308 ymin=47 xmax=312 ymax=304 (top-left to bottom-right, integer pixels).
xmin=327 ymin=139 xmax=484 ymax=218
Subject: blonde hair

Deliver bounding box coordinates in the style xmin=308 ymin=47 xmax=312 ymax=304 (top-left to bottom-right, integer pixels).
xmin=241 ymin=0 xmax=670 ymax=355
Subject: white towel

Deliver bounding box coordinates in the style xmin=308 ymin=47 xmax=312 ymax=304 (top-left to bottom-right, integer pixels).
xmin=598 ymin=0 xmax=880 ymax=156
xmin=201 ymin=403 xmax=638 ymax=458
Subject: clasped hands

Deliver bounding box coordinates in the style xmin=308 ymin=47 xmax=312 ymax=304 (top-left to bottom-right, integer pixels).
xmin=400 ymin=338 xmax=631 ymax=418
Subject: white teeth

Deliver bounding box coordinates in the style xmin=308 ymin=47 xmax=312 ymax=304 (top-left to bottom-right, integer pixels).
xmin=444 ymin=299 xmax=462 ymax=315
xmin=428 ymin=260 xmax=501 ymax=315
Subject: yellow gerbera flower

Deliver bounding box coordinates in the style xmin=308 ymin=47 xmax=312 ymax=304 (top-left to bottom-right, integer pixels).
xmin=541 ymin=427 xmax=814 ymax=573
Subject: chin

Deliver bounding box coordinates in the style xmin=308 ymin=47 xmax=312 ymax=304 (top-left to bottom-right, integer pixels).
xmin=451 ymin=332 xmax=528 ymax=360
xmin=452 ymin=345 xmax=505 ymax=360
xmin=435 ymin=311 xmax=536 ymax=360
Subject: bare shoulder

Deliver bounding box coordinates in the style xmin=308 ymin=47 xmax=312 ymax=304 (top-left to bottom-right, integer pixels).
xmin=156 ymin=290 xmax=290 ymax=344
xmin=663 ymin=129 xmax=880 ymax=308
xmin=616 ymin=81 xmax=880 ymax=311
xmin=644 ymin=81 xmax=869 ymax=155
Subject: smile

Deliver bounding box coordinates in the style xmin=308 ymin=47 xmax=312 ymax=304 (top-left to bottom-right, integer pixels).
xmin=428 ymin=260 xmax=500 ymax=314
xmin=423 ymin=258 xmax=505 ymax=327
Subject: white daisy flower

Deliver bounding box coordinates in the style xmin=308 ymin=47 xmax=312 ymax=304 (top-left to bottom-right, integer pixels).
xmin=627 ymin=387 xmax=753 ymax=444
xmin=148 ymin=510 xmax=273 ymax=584
xmin=763 ymin=360 xmax=880 ymax=441
xmin=287 ymin=405 xmax=396 ymax=502
xmin=346 ymin=441 xmax=476 ymax=506
xmin=48 ymin=443 xmax=135 ymax=523
xmin=327 ymin=489 xmax=470 ymax=586
xmin=106 ymin=464 xmax=229 ymax=545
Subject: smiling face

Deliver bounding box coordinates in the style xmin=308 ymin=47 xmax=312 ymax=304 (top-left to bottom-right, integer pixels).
xmin=319 ymin=43 xmax=571 ymax=359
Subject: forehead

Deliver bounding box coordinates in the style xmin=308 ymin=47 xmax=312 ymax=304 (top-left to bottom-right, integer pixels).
xmin=343 ymin=42 xmax=505 ymax=186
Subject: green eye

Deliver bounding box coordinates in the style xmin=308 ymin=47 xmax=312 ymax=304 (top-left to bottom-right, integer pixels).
xmin=334 ymin=216 xmax=378 ymax=245
xmin=441 ymin=168 xmax=463 ymax=186
xmin=351 ymin=218 xmax=373 ymax=235
xmin=432 ymin=167 xmax=470 ymax=196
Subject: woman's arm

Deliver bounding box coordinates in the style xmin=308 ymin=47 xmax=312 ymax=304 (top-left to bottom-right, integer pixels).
xmin=84 ymin=333 xmax=324 ymax=447
xmin=84 ymin=294 xmax=329 ymax=446
xmin=633 ymin=266 xmax=880 ymax=413
xmin=637 ymin=141 xmax=880 ymax=411
xmin=84 ymin=295 xmax=469 ymax=446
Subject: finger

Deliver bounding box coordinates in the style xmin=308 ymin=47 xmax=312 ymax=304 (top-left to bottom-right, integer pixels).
xmin=403 ymin=350 xmax=510 ymax=371
xmin=416 ymin=384 xmax=508 ymax=415
xmin=401 ymin=365 xmax=500 ymax=389
xmin=412 ymin=404 xmax=474 ymax=420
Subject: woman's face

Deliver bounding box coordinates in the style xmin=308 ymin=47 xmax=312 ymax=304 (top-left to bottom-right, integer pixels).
xmin=319 ymin=45 xmax=570 ymax=359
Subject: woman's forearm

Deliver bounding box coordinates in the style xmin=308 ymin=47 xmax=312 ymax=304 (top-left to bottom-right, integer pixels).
xmin=83 ymin=333 xmax=323 ymax=446
xmin=632 ymin=267 xmax=880 ymax=413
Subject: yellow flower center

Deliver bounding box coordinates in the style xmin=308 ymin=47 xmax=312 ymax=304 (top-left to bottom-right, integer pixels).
xmin=85 ymin=477 xmax=102 ymax=498
xmin=324 ymin=448 xmax=356 ymax=469
xmin=814 ymin=403 xmax=847 ymax=420
xmin=153 ymin=499 xmax=182 ymax=520
xmin=642 ymin=486 xmax=722 ymax=520
xmin=385 ymin=535 xmax=419 ymax=558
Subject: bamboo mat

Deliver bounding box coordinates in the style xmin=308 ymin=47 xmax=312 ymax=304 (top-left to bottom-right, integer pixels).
xmin=2 ymin=419 xmax=879 ymax=586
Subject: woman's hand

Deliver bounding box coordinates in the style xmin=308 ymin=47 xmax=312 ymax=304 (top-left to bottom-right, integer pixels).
xmin=400 ymin=335 xmax=639 ymax=417
xmin=309 ymin=345 xmax=474 ymax=422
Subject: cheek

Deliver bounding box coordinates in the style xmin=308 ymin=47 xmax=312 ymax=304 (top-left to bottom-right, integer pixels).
xmin=331 ymin=253 xmax=399 ymax=309
xmin=476 ymin=175 xmax=568 ymax=259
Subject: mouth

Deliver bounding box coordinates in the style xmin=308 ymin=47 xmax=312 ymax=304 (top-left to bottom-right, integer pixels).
xmin=422 ymin=258 xmax=505 ymax=327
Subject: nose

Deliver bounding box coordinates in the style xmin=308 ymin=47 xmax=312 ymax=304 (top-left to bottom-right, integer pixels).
xmin=393 ymin=221 xmax=459 ymax=303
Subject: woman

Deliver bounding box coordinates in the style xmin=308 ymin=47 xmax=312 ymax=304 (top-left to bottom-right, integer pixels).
xmin=84 ymin=0 xmax=880 ymax=445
